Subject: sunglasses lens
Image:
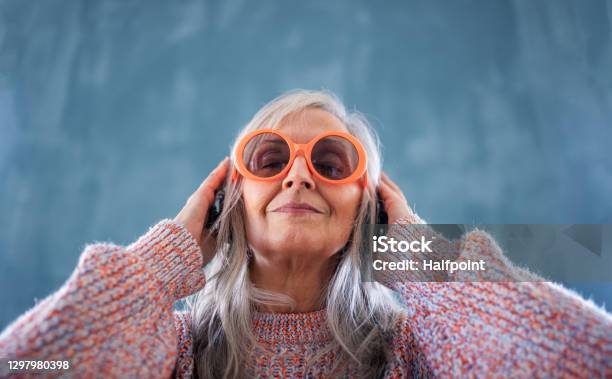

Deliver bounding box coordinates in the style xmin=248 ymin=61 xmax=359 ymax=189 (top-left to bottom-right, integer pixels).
xmin=243 ymin=132 xmax=290 ymax=178
xmin=311 ymin=136 xmax=360 ymax=180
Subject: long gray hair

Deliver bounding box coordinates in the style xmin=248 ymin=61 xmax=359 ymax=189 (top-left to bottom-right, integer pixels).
xmin=185 ymin=89 xmax=406 ymax=378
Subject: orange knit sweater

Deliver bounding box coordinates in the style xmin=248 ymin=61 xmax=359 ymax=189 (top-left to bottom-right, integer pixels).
xmin=0 ymin=217 xmax=610 ymax=378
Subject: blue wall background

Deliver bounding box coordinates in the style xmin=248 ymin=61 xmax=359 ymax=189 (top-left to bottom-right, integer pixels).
xmin=1 ymin=0 xmax=611 ymax=328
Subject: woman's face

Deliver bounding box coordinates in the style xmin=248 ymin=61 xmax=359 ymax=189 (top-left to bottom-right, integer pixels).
xmin=242 ymin=107 xmax=363 ymax=261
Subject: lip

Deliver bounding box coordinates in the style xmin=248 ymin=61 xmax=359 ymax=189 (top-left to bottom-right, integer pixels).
xmin=272 ymin=202 xmax=323 ymax=214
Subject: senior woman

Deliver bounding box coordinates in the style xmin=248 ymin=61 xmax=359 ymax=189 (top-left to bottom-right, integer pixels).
xmin=0 ymin=90 xmax=610 ymax=378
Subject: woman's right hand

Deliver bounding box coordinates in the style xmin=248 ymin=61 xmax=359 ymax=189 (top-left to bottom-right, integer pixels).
xmin=175 ymin=156 xmax=230 ymax=265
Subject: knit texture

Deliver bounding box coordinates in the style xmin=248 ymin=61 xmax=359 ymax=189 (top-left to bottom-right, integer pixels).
xmin=0 ymin=216 xmax=611 ymax=378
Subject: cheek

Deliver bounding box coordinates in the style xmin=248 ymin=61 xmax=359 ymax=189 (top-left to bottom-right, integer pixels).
xmin=322 ymin=186 xmax=362 ymax=251
xmin=327 ymin=185 xmax=362 ymax=222
xmin=242 ymin=181 xmax=275 ymax=219
xmin=241 ymin=182 xmax=270 ymax=248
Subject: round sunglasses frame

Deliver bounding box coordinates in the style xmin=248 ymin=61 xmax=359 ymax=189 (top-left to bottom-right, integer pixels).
xmin=231 ymin=128 xmax=368 ymax=187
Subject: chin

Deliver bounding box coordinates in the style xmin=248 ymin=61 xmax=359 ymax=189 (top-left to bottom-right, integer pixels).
xmin=269 ymin=218 xmax=325 ymax=231
xmin=273 ymin=232 xmax=320 ymax=247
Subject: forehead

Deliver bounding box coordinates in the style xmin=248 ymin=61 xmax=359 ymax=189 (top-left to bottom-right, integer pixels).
xmin=276 ymin=107 xmax=349 ymax=143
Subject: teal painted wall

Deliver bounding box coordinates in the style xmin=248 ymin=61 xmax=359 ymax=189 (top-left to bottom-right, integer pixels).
xmin=1 ymin=0 xmax=611 ymax=327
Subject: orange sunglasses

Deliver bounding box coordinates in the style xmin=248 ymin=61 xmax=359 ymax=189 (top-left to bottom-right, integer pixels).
xmin=231 ymin=129 xmax=368 ymax=188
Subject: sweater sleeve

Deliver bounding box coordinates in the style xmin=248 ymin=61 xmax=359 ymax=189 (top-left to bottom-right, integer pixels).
xmin=173 ymin=311 xmax=197 ymax=379
xmin=0 ymin=219 xmax=205 ymax=378
xmin=377 ymin=212 xmax=612 ymax=378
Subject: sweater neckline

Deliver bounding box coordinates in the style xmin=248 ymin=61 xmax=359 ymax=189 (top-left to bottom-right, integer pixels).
xmin=251 ymin=308 xmax=332 ymax=344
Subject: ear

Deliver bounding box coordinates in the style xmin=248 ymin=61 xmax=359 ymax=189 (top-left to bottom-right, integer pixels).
xmin=231 ymin=167 xmax=238 ymax=181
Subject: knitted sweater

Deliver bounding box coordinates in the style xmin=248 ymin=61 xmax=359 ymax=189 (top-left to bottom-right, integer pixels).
xmin=0 ymin=215 xmax=611 ymax=378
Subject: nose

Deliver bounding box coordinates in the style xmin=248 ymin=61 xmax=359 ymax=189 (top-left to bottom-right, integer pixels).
xmin=282 ymin=152 xmax=316 ymax=190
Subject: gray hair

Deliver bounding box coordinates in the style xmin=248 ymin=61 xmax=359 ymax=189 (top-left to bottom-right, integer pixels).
xmin=185 ymin=89 xmax=406 ymax=378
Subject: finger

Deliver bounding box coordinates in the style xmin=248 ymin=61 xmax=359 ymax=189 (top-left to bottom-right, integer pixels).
xmin=196 ymin=157 xmax=230 ymax=205
xmin=379 ymin=174 xmax=402 ymax=200
xmin=382 ymin=173 xmax=409 ymax=204
xmin=379 ymin=173 xmax=409 ymax=206
xmin=381 ymin=172 xmax=402 ymax=193
xmin=200 ymin=157 xmax=230 ymax=200
xmin=376 ymin=178 xmax=396 ymax=203
xmin=380 ymin=172 xmax=395 ymax=190
xmin=201 ymin=156 xmax=229 ymax=185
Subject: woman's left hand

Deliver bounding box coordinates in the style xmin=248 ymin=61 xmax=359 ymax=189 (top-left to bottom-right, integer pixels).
xmin=377 ymin=171 xmax=417 ymax=224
